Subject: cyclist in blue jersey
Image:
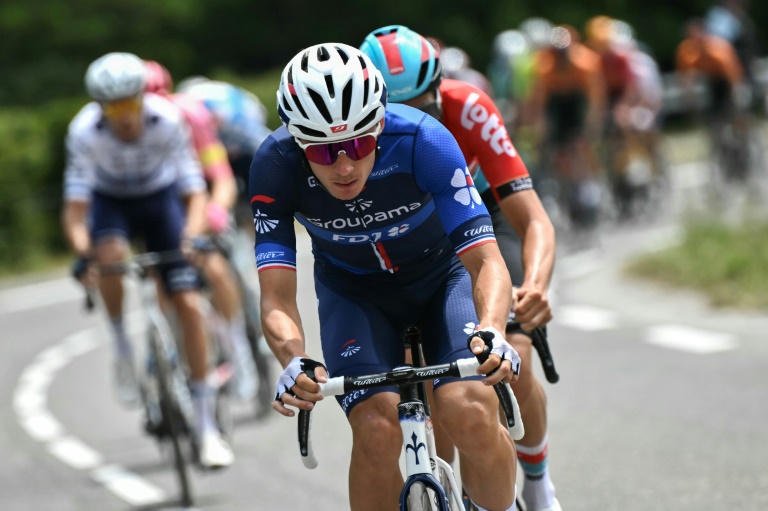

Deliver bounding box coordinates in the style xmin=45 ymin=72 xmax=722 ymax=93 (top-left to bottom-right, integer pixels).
xmin=252 ymin=43 xmax=520 ymax=511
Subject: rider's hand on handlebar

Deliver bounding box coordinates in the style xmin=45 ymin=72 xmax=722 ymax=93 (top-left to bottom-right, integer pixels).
xmin=468 ymin=327 xmax=521 ymax=386
xmin=273 ymin=357 xmax=329 ymax=417
xmin=513 ymin=286 xmax=553 ymax=332
xmin=71 ymin=255 xmax=97 ymax=289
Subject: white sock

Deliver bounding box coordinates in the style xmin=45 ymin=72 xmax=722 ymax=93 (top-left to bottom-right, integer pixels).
xmin=472 ymin=485 xmax=517 ymax=511
xmin=190 ymin=380 xmax=216 ymax=436
xmin=517 ymin=435 xmax=556 ymax=511
xmin=109 ymin=317 xmax=133 ymax=359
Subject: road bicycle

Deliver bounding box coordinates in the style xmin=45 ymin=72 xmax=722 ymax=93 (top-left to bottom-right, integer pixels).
xmin=296 ymin=329 xmax=526 ymax=511
xmin=192 ymin=232 xmax=275 ymax=418
xmin=86 ymin=249 xmax=233 ymax=508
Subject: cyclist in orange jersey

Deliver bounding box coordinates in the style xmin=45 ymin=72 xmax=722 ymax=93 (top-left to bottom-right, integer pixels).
xmin=529 ymin=25 xmax=605 ymax=228
xmin=676 ymin=18 xmax=746 ymax=118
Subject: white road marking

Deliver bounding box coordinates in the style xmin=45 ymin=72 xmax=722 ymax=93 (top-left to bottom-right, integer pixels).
xmin=48 ymin=436 xmax=104 ymax=470
xmin=646 ymin=325 xmax=737 ymax=354
xmin=555 ymin=304 xmax=620 ymax=331
xmin=13 ymin=323 xmax=167 ymax=506
xmin=92 ymin=465 xmax=168 ymax=507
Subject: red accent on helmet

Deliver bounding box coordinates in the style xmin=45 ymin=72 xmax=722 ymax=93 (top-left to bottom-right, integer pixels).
xmin=420 ymin=37 xmax=430 ymax=62
xmin=377 ymin=32 xmax=405 ymax=75
xmin=143 ymin=60 xmax=173 ymax=96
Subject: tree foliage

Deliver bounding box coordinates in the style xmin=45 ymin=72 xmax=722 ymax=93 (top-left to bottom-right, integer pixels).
xmin=2 ymin=0 xmax=766 ymax=106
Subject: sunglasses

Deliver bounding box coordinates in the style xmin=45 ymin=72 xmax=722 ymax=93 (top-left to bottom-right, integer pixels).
xmin=296 ymin=124 xmax=381 ymax=166
xmin=101 ymin=96 xmax=143 ymax=118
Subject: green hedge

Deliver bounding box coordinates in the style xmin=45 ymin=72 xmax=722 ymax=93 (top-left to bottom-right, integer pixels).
xmin=0 ymin=98 xmax=84 ymax=270
xmin=625 ymin=220 xmax=768 ymax=309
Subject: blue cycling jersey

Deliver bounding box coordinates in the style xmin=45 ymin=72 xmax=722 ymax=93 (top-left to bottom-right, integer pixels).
xmin=249 ymin=104 xmax=496 ymax=276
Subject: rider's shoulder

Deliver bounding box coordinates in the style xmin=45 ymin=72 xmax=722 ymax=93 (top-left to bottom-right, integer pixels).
xmin=67 ymin=102 xmax=102 ymax=137
xmin=439 ymin=78 xmax=489 ymax=103
xmin=143 ymin=93 xmax=185 ymax=127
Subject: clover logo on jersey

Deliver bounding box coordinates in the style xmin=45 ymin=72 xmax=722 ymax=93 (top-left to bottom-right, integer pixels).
xmin=451 ymin=167 xmax=482 ymax=208
xmin=346 ymin=199 xmax=373 ymax=212
xmin=388 ymin=224 xmax=409 ymax=237
xmin=340 ymin=339 xmax=361 ymax=357
xmin=463 ymin=322 xmax=480 ymax=335
xmin=253 ymin=210 xmax=278 ymax=233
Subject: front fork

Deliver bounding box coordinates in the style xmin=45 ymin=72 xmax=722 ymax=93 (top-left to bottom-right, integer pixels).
xmin=399 ymin=400 xmax=459 ymax=510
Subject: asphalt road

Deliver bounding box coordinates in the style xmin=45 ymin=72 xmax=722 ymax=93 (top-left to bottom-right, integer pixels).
xmin=1 ymin=162 xmax=767 ymax=511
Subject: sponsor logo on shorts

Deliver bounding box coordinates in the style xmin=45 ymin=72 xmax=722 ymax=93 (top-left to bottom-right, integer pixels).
xmin=340 ymin=339 xmax=361 ymax=358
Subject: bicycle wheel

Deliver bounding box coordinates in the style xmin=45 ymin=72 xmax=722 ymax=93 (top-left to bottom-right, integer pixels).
xmin=149 ymin=329 xmax=194 ymax=507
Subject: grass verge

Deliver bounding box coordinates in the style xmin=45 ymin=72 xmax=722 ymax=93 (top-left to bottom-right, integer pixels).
xmin=625 ymin=220 xmax=768 ymax=310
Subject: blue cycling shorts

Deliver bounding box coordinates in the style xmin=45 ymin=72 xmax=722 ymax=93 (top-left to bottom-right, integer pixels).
xmin=90 ymin=185 xmax=200 ymax=293
xmin=314 ymin=253 xmax=482 ymax=416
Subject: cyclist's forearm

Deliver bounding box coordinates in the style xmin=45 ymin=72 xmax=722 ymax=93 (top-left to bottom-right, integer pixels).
xmin=261 ymin=305 xmax=308 ymax=368
xmin=182 ymin=191 xmax=208 ymax=237
xmin=460 ymin=246 xmax=512 ymax=331
xmin=209 ymin=174 xmax=237 ymax=210
xmin=61 ymin=201 xmax=91 ymax=256
xmin=519 ymin=217 xmax=556 ymax=294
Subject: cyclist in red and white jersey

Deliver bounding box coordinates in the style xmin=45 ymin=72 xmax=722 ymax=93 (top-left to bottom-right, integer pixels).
xmin=144 ymin=60 xmax=258 ymax=402
xmin=362 ymin=26 xmax=559 ymax=511
xmin=62 ymin=52 xmax=233 ymax=468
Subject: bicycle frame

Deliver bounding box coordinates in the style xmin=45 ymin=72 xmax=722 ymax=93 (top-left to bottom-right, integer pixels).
xmin=298 ymin=353 xmax=524 ymax=510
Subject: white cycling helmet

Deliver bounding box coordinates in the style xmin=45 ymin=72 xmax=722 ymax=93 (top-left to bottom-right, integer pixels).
xmin=85 ymin=52 xmax=146 ymax=102
xmin=277 ymin=43 xmax=387 ymax=143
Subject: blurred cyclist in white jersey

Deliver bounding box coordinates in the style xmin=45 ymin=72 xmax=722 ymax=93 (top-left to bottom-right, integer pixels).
xmin=62 ymin=52 xmax=234 ymax=469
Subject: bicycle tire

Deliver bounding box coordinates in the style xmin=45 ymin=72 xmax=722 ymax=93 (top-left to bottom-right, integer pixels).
xmin=405 ymin=480 xmax=448 ymax=511
xmin=149 ymin=329 xmax=194 ymax=507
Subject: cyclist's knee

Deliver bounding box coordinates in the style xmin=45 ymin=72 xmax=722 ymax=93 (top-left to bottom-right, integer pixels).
xmin=434 ymin=383 xmax=502 ymax=449
xmin=349 ymin=393 xmax=401 ymax=457
xmin=170 ymin=290 xmax=203 ymax=317
xmin=202 ymin=253 xmax=231 ymax=283
xmin=94 ymin=237 xmax=128 ymax=264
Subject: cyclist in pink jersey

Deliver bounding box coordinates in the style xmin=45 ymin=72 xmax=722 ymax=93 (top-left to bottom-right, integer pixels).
xmin=144 ymin=60 xmax=258 ymax=401
xmin=362 ymin=26 xmax=559 ymax=511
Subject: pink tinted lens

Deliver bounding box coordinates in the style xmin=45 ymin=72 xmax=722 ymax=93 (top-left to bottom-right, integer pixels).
xmin=304 ymin=135 xmax=378 ymax=165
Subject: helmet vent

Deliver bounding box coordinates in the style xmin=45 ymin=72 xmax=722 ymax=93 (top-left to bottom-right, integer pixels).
xmin=416 ymin=62 xmax=429 ymax=91
xmin=361 ymin=77 xmax=369 ymax=108
xmin=295 ymin=125 xmax=327 ymax=139
xmin=317 ymin=46 xmax=331 ymax=62
xmin=335 ymin=46 xmax=350 ymax=64
xmin=373 ymin=76 xmax=380 ymax=95
xmin=357 ymin=55 xmax=368 ymax=71
xmin=281 ymin=94 xmax=292 ymax=112
xmin=292 ymin=92 xmax=309 ymax=119
xmin=354 ymin=109 xmax=379 ymax=132
xmin=300 ymin=52 xmax=310 ymax=72
xmin=308 ymin=88 xmax=333 ymax=124
xmin=324 ymin=75 xmax=335 ymax=98
xmin=342 ymin=79 xmax=353 ymax=121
